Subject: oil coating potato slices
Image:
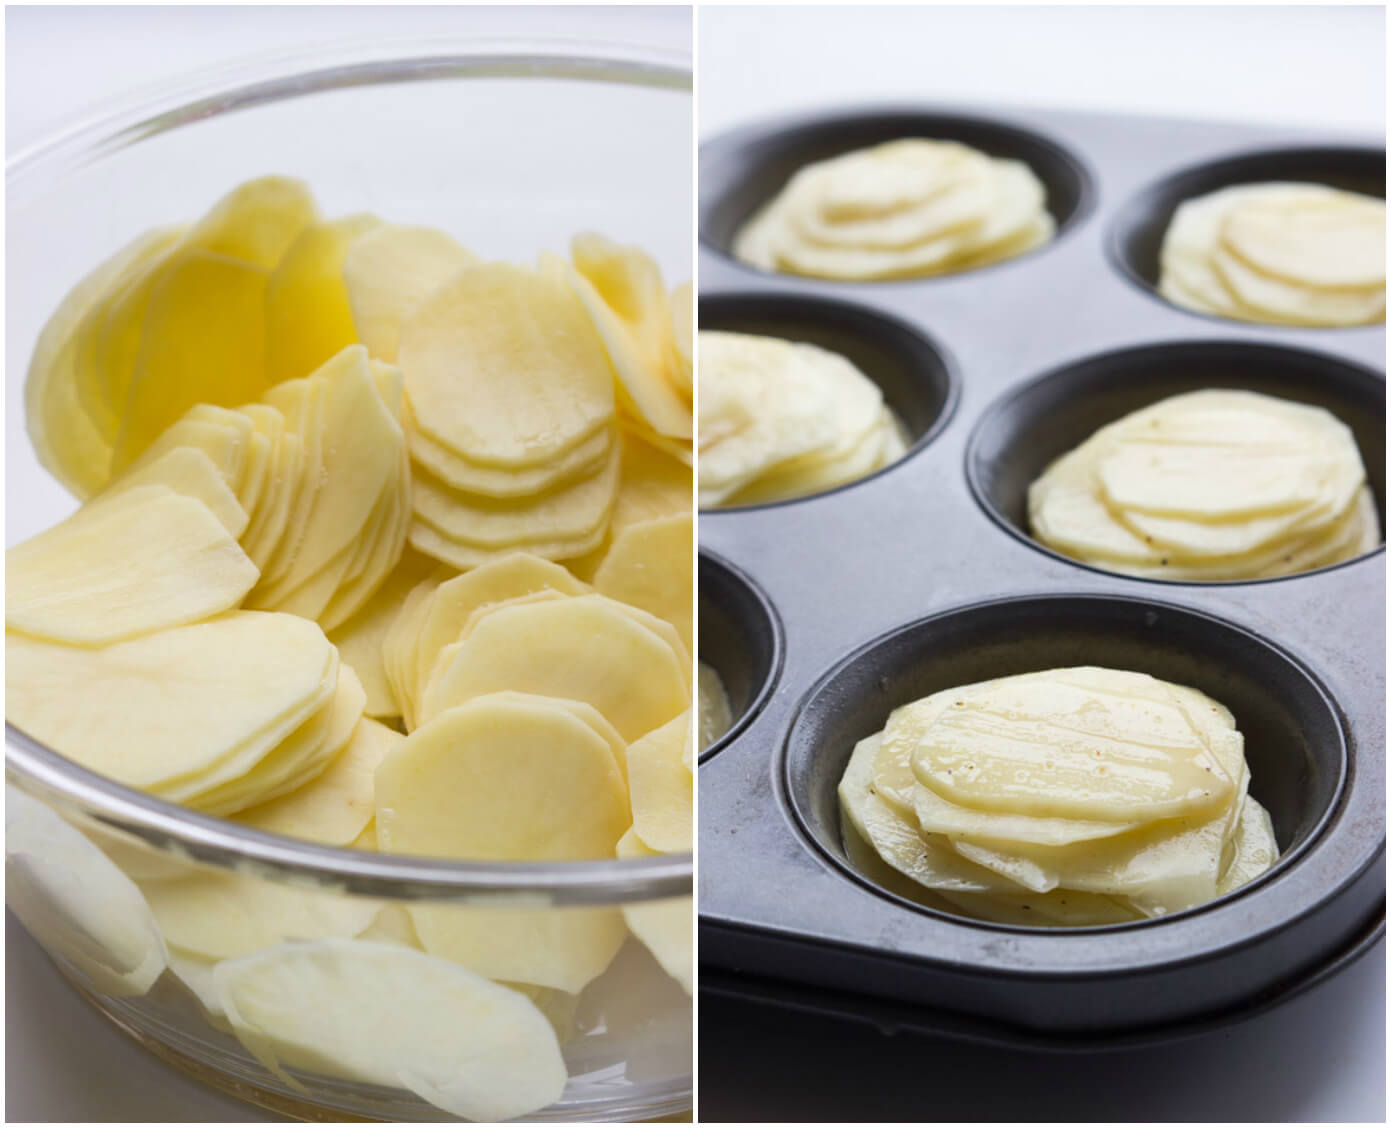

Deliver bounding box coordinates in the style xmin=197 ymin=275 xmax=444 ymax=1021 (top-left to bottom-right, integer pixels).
xmin=8 ymin=613 xmax=337 ymax=812
xmin=214 ymin=939 xmax=567 ymax=1122
xmin=6 ymin=486 xmax=257 ymax=647
xmin=698 ymin=330 xmax=900 ymax=507
xmin=265 ymin=214 xmax=382 ymax=384
xmin=400 ymin=263 xmax=616 ymax=469
xmin=626 ymin=712 xmax=694 ymax=853
xmin=839 ymin=667 xmax=1274 ymax=924
xmin=7 ymin=786 xmax=169 ymax=997
xmin=343 ymin=223 xmax=478 ymax=363
xmin=615 ymin=830 xmax=693 ymax=995
xmin=420 ymin=595 xmax=690 ymax=740
xmin=1159 ymin=182 xmax=1385 ymax=326
xmin=734 ymin=139 xmax=1055 ymax=281
xmin=594 ymin=514 xmax=694 ymax=653
xmin=1029 ymin=389 xmax=1378 ymax=580
xmin=376 ymin=696 xmax=630 ymax=992
xmin=238 ymin=717 xmax=401 ymax=845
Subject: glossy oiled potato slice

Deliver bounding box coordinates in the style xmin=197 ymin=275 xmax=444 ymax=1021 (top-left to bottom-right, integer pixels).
xmin=420 ymin=595 xmax=690 ymax=739
xmin=594 ymin=514 xmax=694 ymax=653
xmin=616 ymin=829 xmax=693 ymax=995
xmin=6 ymin=486 xmax=257 ymax=647
xmin=214 ymin=939 xmax=567 ymax=1122
xmin=1217 ymin=796 xmax=1280 ymax=896
xmin=265 ymin=214 xmax=382 ymax=385
xmin=376 ymin=696 xmax=630 ymax=992
xmin=6 ymin=786 xmax=169 ymax=997
xmin=343 ymin=223 xmax=477 ymax=363
xmin=399 ymin=263 xmax=615 ymax=468
xmin=7 ymin=612 xmax=336 ymax=794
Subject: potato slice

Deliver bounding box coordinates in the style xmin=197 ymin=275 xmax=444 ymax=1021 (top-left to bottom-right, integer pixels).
xmin=241 ymin=429 xmax=304 ymax=573
xmin=670 ymin=281 xmax=693 ymax=398
xmin=376 ymin=696 xmax=630 ymax=992
xmin=109 ymin=250 xmax=270 ymax=474
xmin=327 ymin=549 xmax=438 ymax=718
xmin=910 ymin=668 xmax=1233 ymax=823
xmin=124 ymin=404 xmax=254 ymax=498
xmin=186 ymin=175 xmax=319 ymax=269
xmin=25 ymin=226 xmax=184 ymax=497
xmin=7 ymin=486 xmax=258 ymax=647
xmin=98 ymin=446 xmax=249 ymax=539
xmin=594 ymin=514 xmax=694 ymax=653
xmin=399 ymin=263 xmax=615 ymax=468
xmin=214 ymin=939 xmax=567 ymax=1121
xmin=265 ymin=214 xmax=381 ymax=385
xmin=238 ymin=716 xmax=401 ymax=845
xmin=626 ymin=711 xmax=693 ymax=853
xmin=420 ymin=595 xmax=689 ymax=739
xmin=7 ymin=612 xmax=335 ymax=793
xmin=1218 ymin=797 xmax=1280 ymax=896
xmin=409 ymin=516 xmax=608 ymax=572
xmin=697 ymin=661 xmax=733 ymax=751
xmin=142 ymin=871 xmax=378 ymax=961
xmin=566 ymin=233 xmax=692 ymax=440
xmin=7 ymin=786 xmax=168 ymax=997
xmin=343 ymin=224 xmax=478 ymax=363
xmin=616 ymin=829 xmax=693 ymax=994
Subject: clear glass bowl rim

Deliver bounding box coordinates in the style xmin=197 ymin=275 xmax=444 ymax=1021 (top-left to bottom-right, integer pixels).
xmin=5 ymin=36 xmax=693 ymax=906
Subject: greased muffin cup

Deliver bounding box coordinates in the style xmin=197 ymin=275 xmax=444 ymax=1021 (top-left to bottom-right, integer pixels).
xmin=698 ymin=103 xmax=1384 ymax=1039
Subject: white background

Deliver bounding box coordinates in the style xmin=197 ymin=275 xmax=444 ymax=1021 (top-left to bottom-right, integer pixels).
xmin=4 ymin=3 xmax=1385 ymax=1123
xmin=4 ymin=5 xmax=691 ymax=1123
xmin=698 ymin=4 xmax=1384 ymax=1125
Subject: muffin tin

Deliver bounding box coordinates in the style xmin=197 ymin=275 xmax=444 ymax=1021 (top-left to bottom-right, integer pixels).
xmin=697 ymin=103 xmax=1385 ymax=1039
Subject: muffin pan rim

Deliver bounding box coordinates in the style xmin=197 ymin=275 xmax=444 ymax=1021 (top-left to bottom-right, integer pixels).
xmin=697 ymin=100 xmax=1386 ymax=1032
xmin=776 ymin=590 xmax=1352 ymax=943
xmin=696 ymin=290 xmax=962 ymax=513
xmin=963 ymin=336 xmax=1387 ymax=588
xmin=1105 ymin=141 xmax=1387 ymax=329
xmin=698 ymin=101 xmax=1101 ymax=287
xmin=697 ymin=548 xmax=786 ymax=763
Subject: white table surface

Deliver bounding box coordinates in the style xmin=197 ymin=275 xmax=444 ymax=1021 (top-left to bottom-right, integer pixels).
xmin=3 ymin=8 xmax=690 ymax=1123
xmin=696 ymin=5 xmax=1384 ymax=1124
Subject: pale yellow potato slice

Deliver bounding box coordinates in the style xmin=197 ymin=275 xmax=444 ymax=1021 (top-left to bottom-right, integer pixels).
xmin=839 ymin=733 xmax=1011 ymax=894
xmin=7 ymin=612 xmax=335 ymax=793
xmin=399 ymin=262 xmax=615 ymax=468
xmin=1212 ymin=242 xmax=1384 ymax=327
xmin=469 ymin=690 xmax=628 ymax=784
xmin=376 ymin=696 xmax=629 ymax=992
xmin=7 ymin=786 xmax=168 ymax=996
xmin=110 ymin=250 xmax=270 ymax=474
xmin=382 ymin=576 xmax=446 ymax=730
xmin=125 ymin=405 xmax=254 ymax=503
xmin=214 ymin=939 xmax=567 ymax=1121
xmin=265 ymin=214 xmax=381 ymax=385
xmin=411 ymin=438 xmax=620 ymax=550
xmin=626 ymin=711 xmax=693 ymax=853
xmin=910 ymin=668 xmax=1232 ymax=823
xmin=186 ymin=175 xmax=319 ymax=270
xmin=406 ymin=396 xmax=614 ymax=499
xmin=6 ymin=486 xmax=258 ymax=647
xmin=421 ymin=595 xmax=690 ymax=740
xmin=25 ymin=225 xmax=184 ymax=498
xmin=237 ymin=716 xmax=401 ymax=844
xmin=241 ymin=427 xmax=304 ymax=571
xmin=98 ymin=445 xmax=249 ymax=539
xmin=566 ymin=233 xmax=692 ymax=440
xmin=615 ymin=829 xmax=692 ymax=994
xmin=578 ymin=592 xmax=692 ymax=682
xmin=409 ymin=518 xmax=608 ymax=572
xmin=168 ymin=948 xmax=231 ymax=1024
xmin=228 ymin=430 xmax=271 ymax=531
xmin=343 ymin=223 xmax=478 ymax=363
xmin=316 ymin=448 xmax=412 ymax=632
xmin=358 ymin=903 xmax=420 ymax=946
xmin=142 ymin=870 xmax=378 ymax=961
xmin=327 ymin=549 xmax=438 ymax=718
xmin=1217 ymin=796 xmax=1280 ymax=896
xmin=1222 ymin=188 xmax=1384 ymax=288
xmin=670 ymin=280 xmax=693 ymax=398
xmin=624 ymin=419 xmax=693 ymax=467
xmin=409 ymin=552 xmax=589 ymax=707
xmin=697 ymin=661 xmax=733 ymax=751
xmin=257 ymin=376 xmax=326 ymax=587
xmin=594 ymin=514 xmax=694 ymax=653
xmin=170 ymin=660 xmax=362 ymax=816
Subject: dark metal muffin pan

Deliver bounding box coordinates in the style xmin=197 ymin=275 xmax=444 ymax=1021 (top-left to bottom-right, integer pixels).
xmin=697 ymin=103 xmax=1385 ymax=1038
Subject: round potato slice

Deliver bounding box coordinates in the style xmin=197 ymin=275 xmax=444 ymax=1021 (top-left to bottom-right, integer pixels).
xmin=1221 ymin=186 xmax=1385 ymax=289
xmin=594 ymin=514 xmax=694 ymax=653
xmin=7 ymin=785 xmax=168 ymax=997
xmin=214 ymin=939 xmax=567 ymax=1122
xmin=420 ymin=595 xmax=690 ymax=739
xmin=616 ymin=829 xmax=693 ymax=995
xmin=626 ymin=711 xmax=693 ymax=853
xmin=399 ymin=263 xmax=615 ymax=468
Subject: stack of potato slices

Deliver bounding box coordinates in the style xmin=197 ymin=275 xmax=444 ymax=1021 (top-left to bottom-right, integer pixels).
xmin=8 ymin=174 xmax=695 ymax=1115
xmin=698 ymin=330 xmax=907 ymax=507
xmin=839 ymin=667 xmax=1279 ymax=926
xmin=1029 ymin=389 xmax=1379 ymax=580
xmin=1159 ymin=182 xmax=1385 ymax=327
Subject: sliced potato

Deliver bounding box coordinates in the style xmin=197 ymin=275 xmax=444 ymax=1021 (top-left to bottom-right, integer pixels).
xmin=593 ymin=513 xmax=694 ymax=653
xmin=626 ymin=711 xmax=693 ymax=853
xmin=616 ymin=829 xmax=693 ymax=994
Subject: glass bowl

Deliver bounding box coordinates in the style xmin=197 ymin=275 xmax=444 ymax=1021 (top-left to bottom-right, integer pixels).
xmin=6 ymin=37 xmax=692 ymax=1123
